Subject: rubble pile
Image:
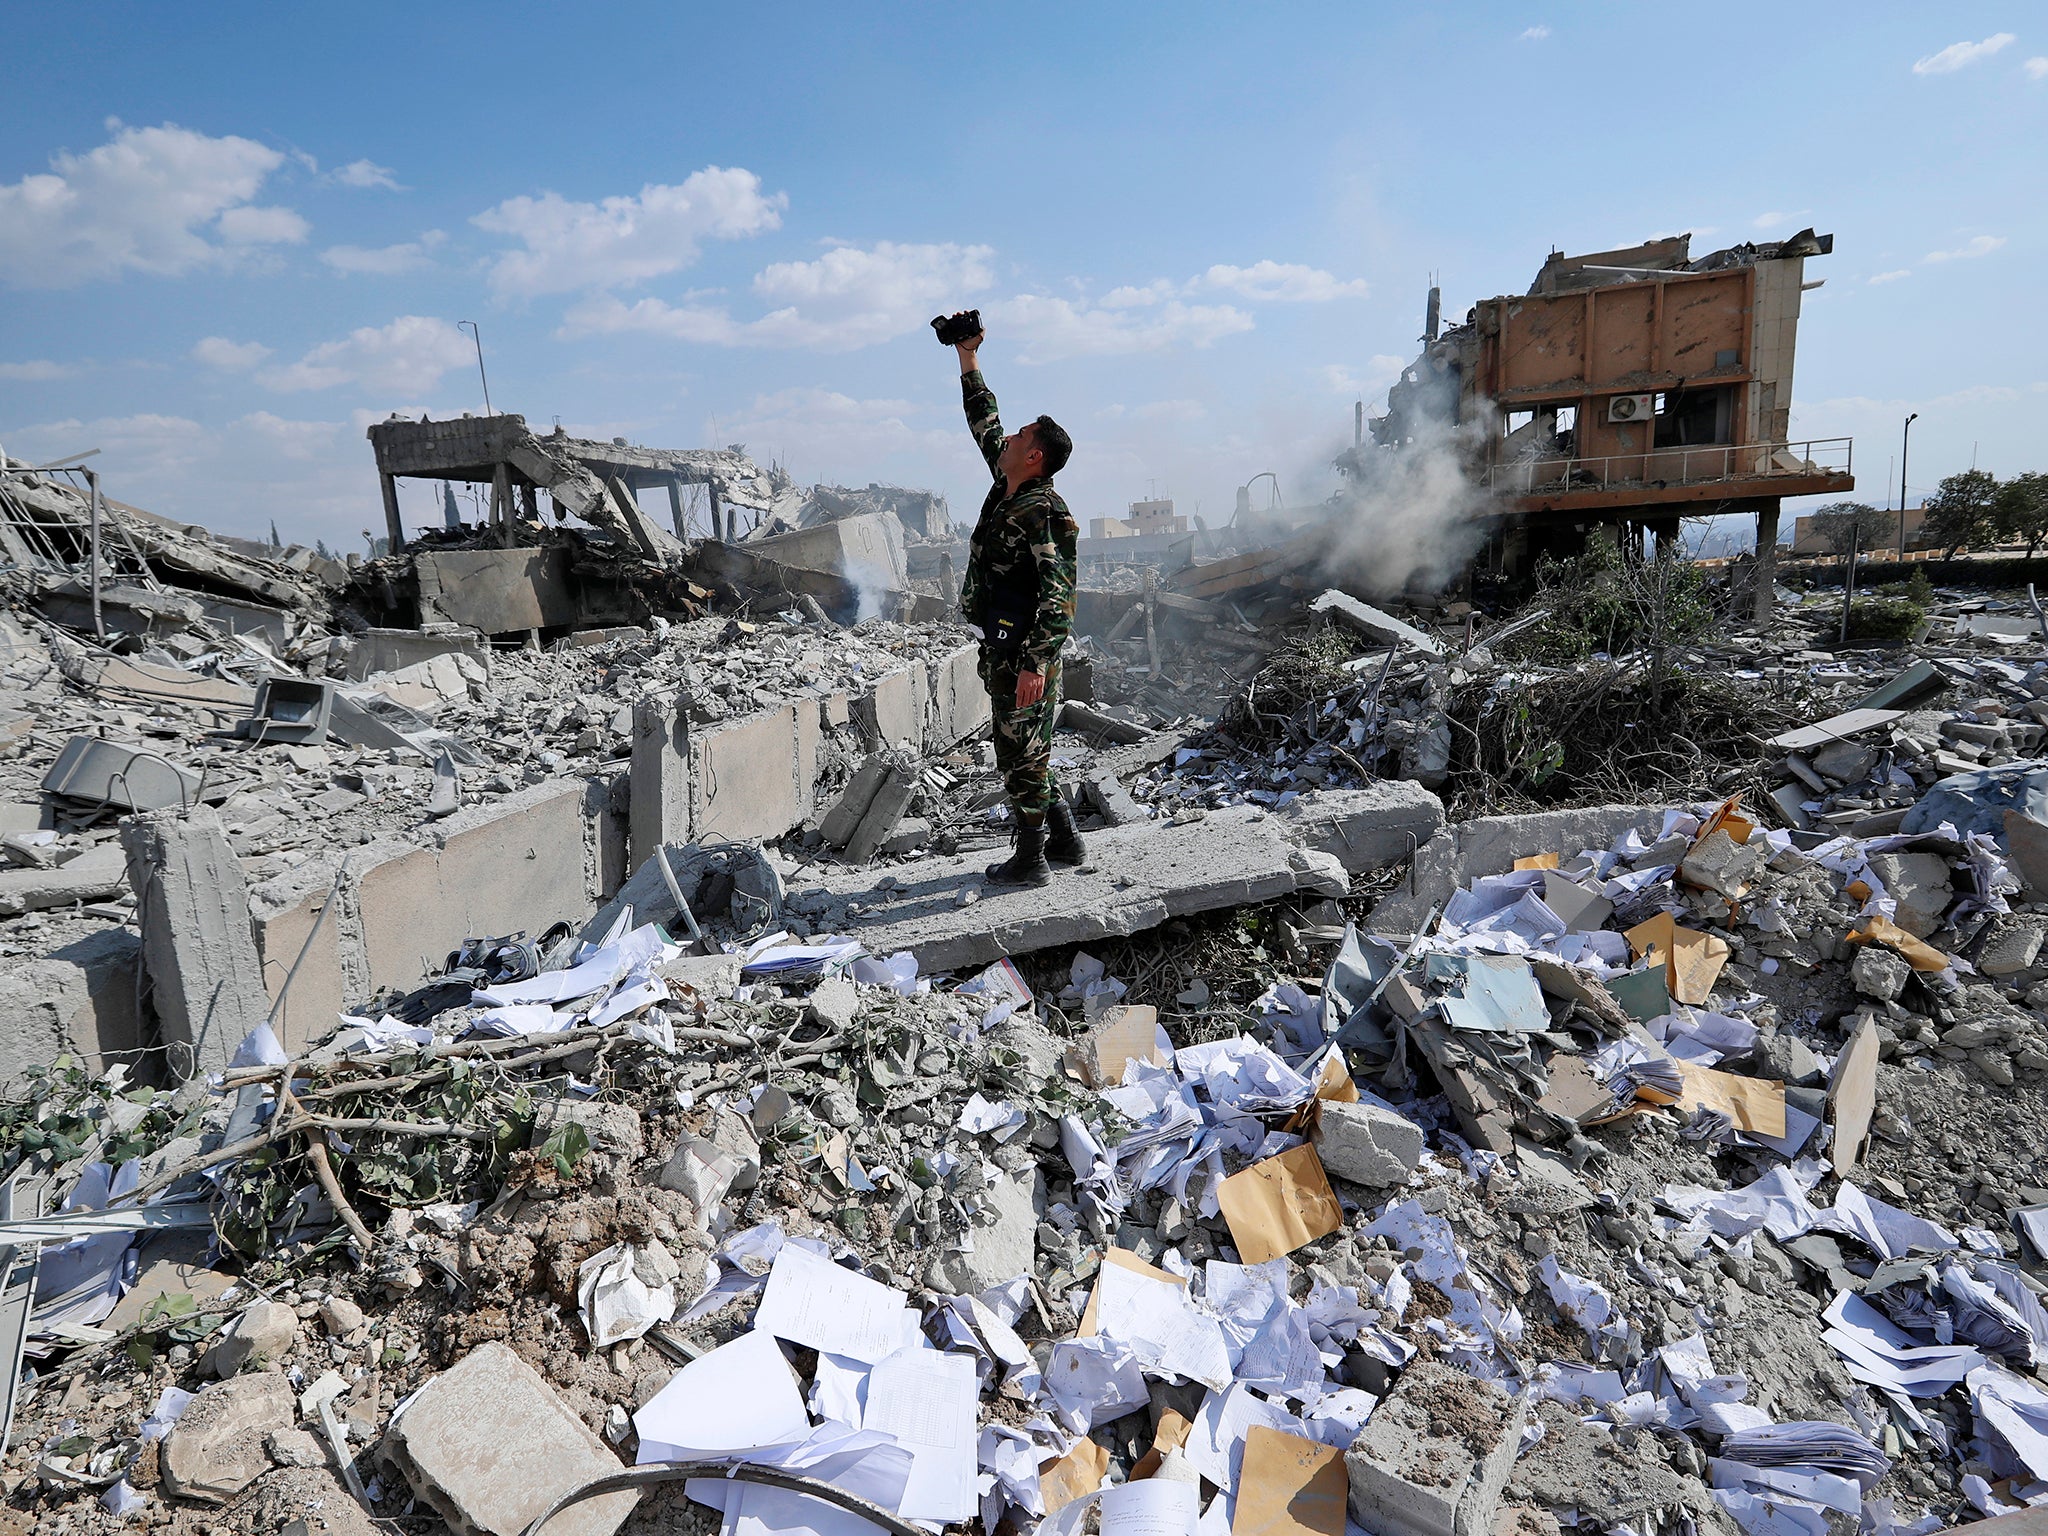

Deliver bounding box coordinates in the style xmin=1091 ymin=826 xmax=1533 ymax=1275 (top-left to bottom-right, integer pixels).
xmin=12 ymin=759 xmax=2048 ymax=1536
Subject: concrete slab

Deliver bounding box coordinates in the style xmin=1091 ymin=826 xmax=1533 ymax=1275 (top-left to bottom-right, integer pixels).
xmin=1310 ymin=590 xmax=1445 ymax=655
xmin=810 ymin=806 xmax=1348 ymax=972
xmin=0 ymin=924 xmax=145 ymax=1075
xmin=1281 ymin=783 xmax=1444 ymax=873
xmin=380 ymin=1340 xmax=634 ymax=1536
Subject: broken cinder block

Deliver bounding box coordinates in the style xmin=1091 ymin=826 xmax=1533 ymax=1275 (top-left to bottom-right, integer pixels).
xmin=1346 ymin=1361 xmax=1525 ymax=1536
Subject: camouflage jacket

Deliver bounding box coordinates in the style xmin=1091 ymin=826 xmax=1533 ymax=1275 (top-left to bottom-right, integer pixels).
xmin=958 ymin=368 xmax=1078 ymax=674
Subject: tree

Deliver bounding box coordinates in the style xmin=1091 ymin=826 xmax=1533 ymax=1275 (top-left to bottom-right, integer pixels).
xmin=1922 ymin=469 xmax=1999 ymax=560
xmin=1994 ymin=472 xmax=2048 ymax=559
xmin=1809 ymin=501 xmax=1891 ymax=557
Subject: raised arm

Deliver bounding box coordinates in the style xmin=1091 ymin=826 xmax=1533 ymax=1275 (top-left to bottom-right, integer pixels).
xmin=955 ymin=326 xmax=1004 ymax=477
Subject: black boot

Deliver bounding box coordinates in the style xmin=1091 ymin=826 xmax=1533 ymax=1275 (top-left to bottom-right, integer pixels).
xmin=984 ymin=820 xmax=1053 ymax=887
xmin=1045 ymin=798 xmax=1086 ymax=866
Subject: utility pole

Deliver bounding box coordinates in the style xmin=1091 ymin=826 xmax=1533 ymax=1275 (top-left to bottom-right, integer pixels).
xmin=457 ymin=321 xmax=493 ymax=415
xmin=1898 ymin=412 xmax=1918 ymax=559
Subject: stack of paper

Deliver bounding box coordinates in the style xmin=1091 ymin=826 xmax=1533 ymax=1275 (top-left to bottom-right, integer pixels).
xmin=1718 ymin=1421 xmax=1891 ymax=1492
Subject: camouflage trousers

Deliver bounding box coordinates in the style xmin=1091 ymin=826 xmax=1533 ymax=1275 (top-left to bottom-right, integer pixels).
xmin=979 ymin=650 xmax=1062 ymax=823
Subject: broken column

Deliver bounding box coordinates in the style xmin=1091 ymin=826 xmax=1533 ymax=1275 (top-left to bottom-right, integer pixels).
xmin=841 ymin=750 xmax=921 ymax=863
xmin=380 ymin=1340 xmax=636 ymax=1536
xmin=120 ymin=805 xmax=271 ymax=1077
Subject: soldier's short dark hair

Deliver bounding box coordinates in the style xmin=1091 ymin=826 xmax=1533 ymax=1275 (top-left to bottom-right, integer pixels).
xmin=1031 ymin=415 xmax=1073 ymax=477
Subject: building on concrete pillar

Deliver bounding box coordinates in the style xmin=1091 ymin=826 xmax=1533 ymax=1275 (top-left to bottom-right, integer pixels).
xmin=365 ymin=412 xmax=799 ymax=556
xmin=1344 ymin=229 xmax=1856 ymax=613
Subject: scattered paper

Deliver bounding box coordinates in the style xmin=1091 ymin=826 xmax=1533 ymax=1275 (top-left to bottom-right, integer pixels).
xmin=1216 ymin=1144 xmax=1342 ymax=1266
xmin=864 ymin=1346 xmax=979 ymax=1521
xmin=634 ymin=1329 xmax=810 ymax=1462
xmin=1071 ymin=1005 xmax=1172 ymax=1088
xmin=1096 ymin=1253 xmax=1233 ymax=1389
xmin=1041 ymin=1436 xmax=1110 ymax=1514
xmin=577 ymin=1240 xmax=679 ymax=1348
xmin=754 ymin=1243 xmax=915 ymax=1363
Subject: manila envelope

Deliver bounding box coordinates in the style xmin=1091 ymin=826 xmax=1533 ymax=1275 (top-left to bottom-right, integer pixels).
xmin=1512 ymin=852 xmax=1561 ymax=871
xmin=1675 ymin=1061 xmax=1786 ymax=1137
xmin=1231 ymin=1425 xmax=1348 ymax=1536
xmin=1845 ymin=914 xmax=1951 ymax=973
xmin=1068 ymin=1004 xmax=1169 ymax=1088
xmin=1040 ymin=1437 xmax=1109 ymax=1513
xmin=1624 ymin=911 xmax=1730 ymax=1006
xmin=1217 ymin=1143 xmax=1342 ymax=1265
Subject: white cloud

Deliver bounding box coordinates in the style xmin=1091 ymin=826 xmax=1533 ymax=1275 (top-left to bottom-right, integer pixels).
xmin=1750 ymin=208 xmax=1812 ymax=230
xmin=1868 ymin=269 xmax=1912 ymax=285
xmin=564 ymin=240 xmax=995 ymax=351
xmin=217 ymin=204 xmax=309 ymax=246
xmin=0 ymin=122 xmax=306 ymax=288
xmin=1200 ymin=261 xmax=1368 ymax=302
xmin=1519 ymin=25 xmax=1550 ymax=40
xmin=1912 ymin=33 xmax=2015 ymax=74
xmin=0 ymin=359 xmax=76 ymax=381
xmin=0 ymin=409 xmax=385 ymax=546
xmin=717 ymin=386 xmax=956 ymax=477
xmin=1101 ymin=280 xmax=1184 ymax=309
xmin=473 ymin=166 xmax=785 ymax=297
xmin=191 ymin=336 xmax=273 ymax=370
xmin=994 ymin=294 xmax=1254 ymax=363
xmin=333 ymin=158 xmax=402 ymax=191
xmin=321 ymin=231 xmax=444 ymax=275
xmin=2027 ymin=56 xmax=2048 ymax=79
xmin=258 ymin=315 xmax=473 ymax=395
xmin=1924 ymin=234 xmax=2006 ymax=262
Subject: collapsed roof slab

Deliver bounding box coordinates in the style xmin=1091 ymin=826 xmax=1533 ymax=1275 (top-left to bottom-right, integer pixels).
xmin=804 ymin=806 xmax=1353 ymax=972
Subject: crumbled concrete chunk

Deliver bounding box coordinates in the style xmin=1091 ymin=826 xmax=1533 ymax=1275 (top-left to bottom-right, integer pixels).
xmin=1314 ymin=1100 xmax=1426 ymax=1188
xmin=162 ymin=1371 xmax=297 ymax=1503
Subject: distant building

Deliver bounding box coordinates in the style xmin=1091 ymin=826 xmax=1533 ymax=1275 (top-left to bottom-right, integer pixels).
xmin=1791 ymin=503 xmax=1926 ymax=554
xmin=1090 ymin=498 xmax=1190 ymax=542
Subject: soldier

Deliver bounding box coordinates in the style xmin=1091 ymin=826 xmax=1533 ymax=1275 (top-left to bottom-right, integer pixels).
xmin=945 ymin=314 xmax=1083 ymax=888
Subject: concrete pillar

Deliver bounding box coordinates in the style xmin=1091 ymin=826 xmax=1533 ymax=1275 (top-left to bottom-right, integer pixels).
xmin=629 ymin=694 xmax=692 ymax=872
xmin=666 ymin=479 xmax=687 ymax=540
xmin=120 ymin=806 xmax=271 ymax=1078
xmin=379 ymin=473 xmax=405 ymax=555
xmin=1753 ymin=501 xmax=1781 ymax=621
xmin=520 ymin=483 xmax=540 ymax=524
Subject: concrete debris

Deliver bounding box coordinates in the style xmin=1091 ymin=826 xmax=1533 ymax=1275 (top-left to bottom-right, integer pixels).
xmin=160 ymin=1372 xmax=297 ymax=1503
xmin=1312 ymin=1099 xmax=1425 ymax=1187
xmin=379 ymin=1340 xmax=637 ymax=1536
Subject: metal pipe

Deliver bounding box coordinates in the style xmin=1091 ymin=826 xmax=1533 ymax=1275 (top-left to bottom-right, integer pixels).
xmin=84 ymin=468 xmax=104 ymax=640
xmin=516 ymin=1461 xmax=931 ymax=1536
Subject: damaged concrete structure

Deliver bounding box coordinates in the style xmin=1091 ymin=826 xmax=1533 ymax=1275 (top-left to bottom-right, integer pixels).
xmin=1354 ymin=230 xmax=1855 ymax=611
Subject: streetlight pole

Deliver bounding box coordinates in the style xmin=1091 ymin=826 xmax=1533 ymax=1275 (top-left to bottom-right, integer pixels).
xmin=457 ymin=321 xmax=493 ymax=416
xmin=1898 ymin=412 xmax=1918 ymax=559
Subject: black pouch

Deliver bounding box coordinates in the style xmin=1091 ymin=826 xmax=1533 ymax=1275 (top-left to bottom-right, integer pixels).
xmin=980 ymin=587 xmax=1036 ymax=660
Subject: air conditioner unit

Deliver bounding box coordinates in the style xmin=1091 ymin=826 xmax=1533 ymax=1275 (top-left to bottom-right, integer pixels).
xmin=1607 ymin=393 xmax=1654 ymax=424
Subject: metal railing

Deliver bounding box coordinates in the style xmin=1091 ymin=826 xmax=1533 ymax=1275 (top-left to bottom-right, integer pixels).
xmin=1484 ymin=436 xmax=1853 ymax=496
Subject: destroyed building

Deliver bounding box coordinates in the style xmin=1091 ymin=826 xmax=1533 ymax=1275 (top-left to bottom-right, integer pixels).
xmin=1353 ymin=231 xmax=1855 ymax=609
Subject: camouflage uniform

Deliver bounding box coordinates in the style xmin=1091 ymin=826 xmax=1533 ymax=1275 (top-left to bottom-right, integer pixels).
xmin=958 ymin=368 xmax=1078 ymax=825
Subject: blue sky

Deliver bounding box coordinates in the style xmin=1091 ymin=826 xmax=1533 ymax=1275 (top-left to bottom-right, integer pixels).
xmin=1 ymin=2 xmax=2042 ymax=551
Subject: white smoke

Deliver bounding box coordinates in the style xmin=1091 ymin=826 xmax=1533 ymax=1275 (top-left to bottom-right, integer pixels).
xmin=1307 ymin=407 xmax=1497 ymax=600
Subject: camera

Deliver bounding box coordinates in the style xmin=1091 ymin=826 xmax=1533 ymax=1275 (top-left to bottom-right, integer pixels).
xmin=931 ymin=310 xmax=983 ymax=347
